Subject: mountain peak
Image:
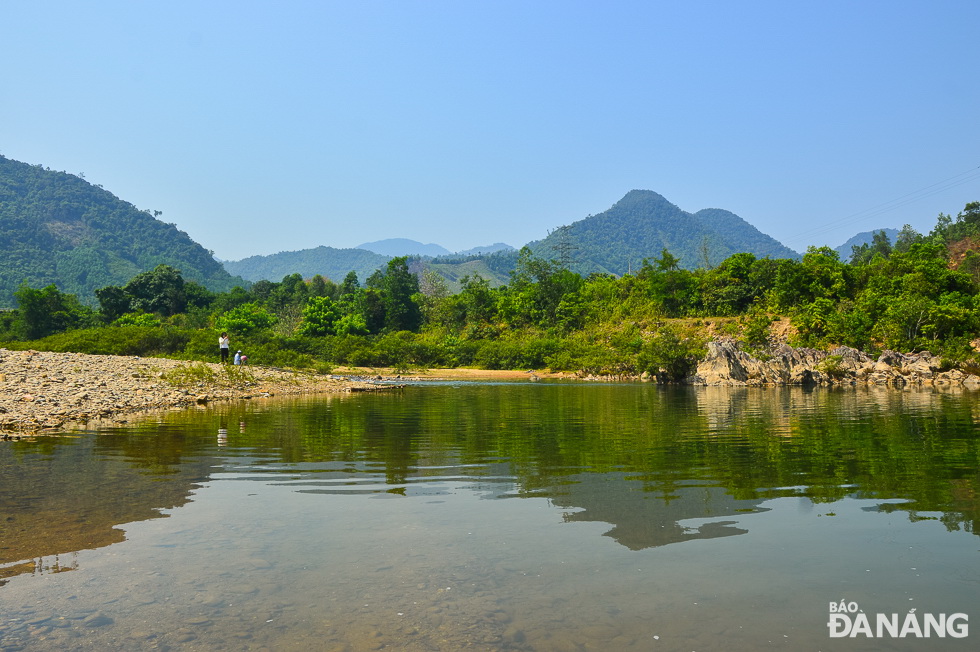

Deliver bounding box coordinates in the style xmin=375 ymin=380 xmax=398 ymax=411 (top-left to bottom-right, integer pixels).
xmin=528 ymin=190 xmax=798 ymax=274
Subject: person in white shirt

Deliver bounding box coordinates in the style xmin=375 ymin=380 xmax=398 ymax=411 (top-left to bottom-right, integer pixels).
xmin=219 ymin=332 xmax=230 ymax=363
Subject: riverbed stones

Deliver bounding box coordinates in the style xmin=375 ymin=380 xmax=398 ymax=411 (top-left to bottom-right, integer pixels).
xmin=0 ymin=349 xmax=384 ymax=435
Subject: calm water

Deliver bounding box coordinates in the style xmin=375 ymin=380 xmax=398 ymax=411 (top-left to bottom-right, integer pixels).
xmin=1 ymin=383 xmax=978 ymax=651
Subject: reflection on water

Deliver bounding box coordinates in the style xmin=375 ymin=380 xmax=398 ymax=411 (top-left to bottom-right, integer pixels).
xmin=0 ymin=384 xmax=977 ymax=651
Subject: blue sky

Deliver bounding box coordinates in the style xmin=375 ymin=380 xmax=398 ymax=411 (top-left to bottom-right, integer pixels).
xmin=3 ymin=1 xmax=978 ymax=261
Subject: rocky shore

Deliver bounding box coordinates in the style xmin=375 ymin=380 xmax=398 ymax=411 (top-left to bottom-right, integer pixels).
xmin=688 ymin=341 xmax=980 ymax=388
xmin=0 ymin=349 xmax=386 ymax=435
xmin=5 ymin=341 xmax=979 ymax=436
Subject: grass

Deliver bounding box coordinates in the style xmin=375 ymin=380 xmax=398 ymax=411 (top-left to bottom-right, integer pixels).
xmin=160 ymin=362 xmax=256 ymax=388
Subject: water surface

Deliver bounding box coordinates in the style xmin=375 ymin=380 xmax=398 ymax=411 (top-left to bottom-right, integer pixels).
xmin=1 ymin=383 xmax=977 ymax=650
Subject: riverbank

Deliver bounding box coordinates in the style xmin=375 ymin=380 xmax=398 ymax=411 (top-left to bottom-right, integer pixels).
xmin=0 ymin=349 xmax=386 ymax=436
xmin=331 ymin=366 xmax=574 ymax=382
xmin=6 ymin=341 xmax=980 ymax=437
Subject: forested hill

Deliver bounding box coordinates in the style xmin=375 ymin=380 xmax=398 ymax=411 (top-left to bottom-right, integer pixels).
xmin=0 ymin=155 xmax=244 ymax=307
xmin=528 ymin=190 xmax=799 ymax=274
xmin=222 ymin=246 xmax=392 ymax=283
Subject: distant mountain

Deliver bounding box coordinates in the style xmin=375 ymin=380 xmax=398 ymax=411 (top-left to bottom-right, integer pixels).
xmin=222 ymin=246 xmax=391 ymax=283
xmin=527 ymin=190 xmax=799 ymax=274
xmin=0 ymin=155 xmax=245 ymax=308
xmin=457 ymin=242 xmax=515 ymax=256
xmin=424 ymin=250 xmax=517 ymax=290
xmin=834 ymin=228 xmax=900 ymax=261
xmin=356 ymin=238 xmax=451 ymax=258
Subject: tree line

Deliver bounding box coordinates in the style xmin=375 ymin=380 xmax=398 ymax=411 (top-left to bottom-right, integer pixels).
xmin=2 ymin=202 xmax=979 ymax=380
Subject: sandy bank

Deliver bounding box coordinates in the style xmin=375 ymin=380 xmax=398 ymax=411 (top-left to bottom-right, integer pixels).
xmin=331 ymin=366 xmax=572 ymax=382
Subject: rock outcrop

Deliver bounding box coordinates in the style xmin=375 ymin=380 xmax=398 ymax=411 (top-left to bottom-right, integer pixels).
xmin=687 ymin=341 xmax=980 ymax=388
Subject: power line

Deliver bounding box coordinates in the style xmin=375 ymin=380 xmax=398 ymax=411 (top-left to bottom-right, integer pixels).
xmin=783 ymin=164 xmax=980 ymax=247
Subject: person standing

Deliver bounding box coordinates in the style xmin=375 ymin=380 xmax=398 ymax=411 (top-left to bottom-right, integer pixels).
xmin=219 ymin=332 xmax=230 ymax=363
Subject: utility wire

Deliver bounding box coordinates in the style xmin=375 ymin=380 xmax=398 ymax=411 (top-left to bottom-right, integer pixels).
xmin=783 ymin=164 xmax=980 ymax=247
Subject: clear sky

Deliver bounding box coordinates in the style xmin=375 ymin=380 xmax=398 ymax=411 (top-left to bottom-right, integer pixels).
xmin=3 ymin=1 xmax=978 ymax=261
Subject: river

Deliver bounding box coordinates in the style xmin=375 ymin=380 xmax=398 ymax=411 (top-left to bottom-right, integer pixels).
xmin=1 ymin=382 xmax=977 ymax=651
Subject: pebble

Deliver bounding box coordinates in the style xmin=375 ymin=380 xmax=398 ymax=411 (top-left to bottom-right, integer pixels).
xmin=83 ymin=612 xmax=113 ymax=627
xmin=0 ymin=349 xmax=387 ymax=436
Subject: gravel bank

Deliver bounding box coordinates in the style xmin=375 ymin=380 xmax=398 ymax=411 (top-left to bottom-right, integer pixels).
xmin=0 ymin=348 xmax=385 ymax=435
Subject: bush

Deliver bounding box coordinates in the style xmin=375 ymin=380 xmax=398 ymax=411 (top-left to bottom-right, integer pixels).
xmin=3 ymin=326 xmax=191 ymax=356
xmin=113 ymin=312 xmax=162 ymax=328
xmin=816 ymin=355 xmax=847 ymax=379
xmin=638 ymin=327 xmax=705 ymax=382
xmin=743 ymin=313 xmax=773 ymax=349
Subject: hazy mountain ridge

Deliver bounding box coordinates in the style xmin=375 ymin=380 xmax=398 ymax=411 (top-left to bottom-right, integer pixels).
xmin=0 ymin=155 xmax=244 ymax=307
xmin=225 ymin=241 xmax=518 ymax=284
xmin=833 ymin=228 xmax=900 ymax=261
xmin=222 ymin=246 xmax=391 ymax=283
xmin=356 ymin=238 xmax=515 ymax=258
xmin=356 ymin=238 xmax=451 ymax=257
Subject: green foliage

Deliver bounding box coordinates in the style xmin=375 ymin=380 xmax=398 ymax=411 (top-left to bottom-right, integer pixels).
xmin=472 ymin=333 xmax=562 ymax=370
xmin=333 ymin=313 xmax=369 ymax=336
xmin=3 ymin=325 xmax=190 ymax=356
xmin=160 ymin=362 xmax=256 ymax=388
xmin=816 ymin=355 xmax=847 ymax=379
xmin=299 ymin=296 xmax=340 ymax=337
xmin=160 ymin=362 xmax=217 ymax=386
xmin=638 ymin=327 xmax=706 ymax=382
xmin=13 ymin=284 xmax=94 ymax=339
xmin=849 ymin=229 xmax=893 ymax=265
xmin=122 ymin=264 xmax=188 ymax=316
xmin=0 ymin=155 xmax=244 ymax=307
xmin=743 ymin=313 xmax=773 ymax=349
xmin=215 ymin=302 xmax=277 ymax=335
xmin=113 ymin=312 xmax=162 ymax=327
xmin=931 ymin=201 xmax=980 ymax=243
xmin=380 ymin=257 xmax=423 ymax=332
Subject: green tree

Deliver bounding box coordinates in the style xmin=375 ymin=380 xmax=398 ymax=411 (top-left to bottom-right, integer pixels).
xmin=308 ymin=274 xmax=334 ymax=298
xmin=340 ymin=270 xmax=360 ymax=296
xmin=654 ymin=248 xmax=681 ymax=272
xmin=381 ymin=257 xmax=422 ymax=332
xmin=416 ymin=269 xmax=452 ymax=327
xmin=123 ymin=264 xmax=188 ymax=316
xmin=299 ymin=296 xmax=341 ymax=336
xmin=849 ymin=230 xmax=892 ymax=265
xmin=215 ymin=302 xmax=277 ymax=335
xmin=458 ymin=275 xmax=498 ymax=326
xmin=638 ymin=327 xmax=705 ymax=382
xmin=95 ymin=285 xmax=132 ymax=322
xmin=14 ymin=284 xmax=92 ymax=339
xmin=268 ymin=273 xmax=309 ymax=312
xmin=893 ymin=225 xmax=923 ymax=254
xmin=502 ymin=248 xmax=583 ymax=327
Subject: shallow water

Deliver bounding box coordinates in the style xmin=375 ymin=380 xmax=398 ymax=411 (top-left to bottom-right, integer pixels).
xmin=1 ymin=383 xmax=978 ymax=650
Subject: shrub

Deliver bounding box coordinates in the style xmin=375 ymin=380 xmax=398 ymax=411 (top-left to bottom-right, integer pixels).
xmin=638 ymin=327 xmax=706 ymax=382
xmin=816 ymin=355 xmax=847 ymax=379
xmin=4 ymin=326 xmax=190 ymax=356
xmin=113 ymin=312 xmax=162 ymax=328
